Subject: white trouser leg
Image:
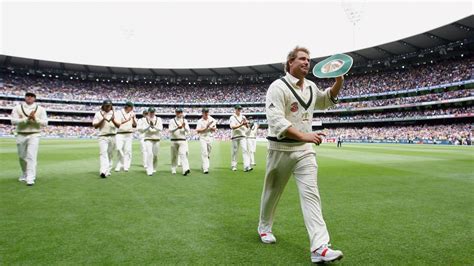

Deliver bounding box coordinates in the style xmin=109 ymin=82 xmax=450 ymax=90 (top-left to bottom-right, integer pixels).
xmin=24 ymin=136 xmax=39 ymax=183
xmin=293 ymin=150 xmax=329 ymax=252
xmin=258 ymin=149 xmax=330 ymax=252
xmin=16 ymin=135 xmax=40 ymax=183
xmin=99 ymin=136 xmax=114 ymax=174
xmin=123 ymin=135 xmax=133 ymax=170
xmin=107 ymin=137 xmax=115 ymax=174
xmin=115 ymin=134 xmax=124 ymax=170
xmin=140 ymin=138 xmax=147 ymax=168
xmin=240 ymin=138 xmax=250 ymax=169
xmin=145 ymin=140 xmax=159 ymax=174
xmin=170 ymin=142 xmax=178 ymax=170
xmin=178 ymin=141 xmax=190 ymax=174
xmin=258 ymin=150 xmax=293 ymax=233
xmin=16 ymin=135 xmax=28 ymax=178
xmin=152 ymin=141 xmax=159 ymax=171
xmin=200 ymin=139 xmax=210 ymax=171
xmin=248 ymin=138 xmax=256 ymax=165
xmin=231 ymin=139 xmax=239 ymax=168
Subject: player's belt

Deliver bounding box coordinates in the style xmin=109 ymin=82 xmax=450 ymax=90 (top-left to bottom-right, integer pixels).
xmin=170 ymin=138 xmax=186 ymax=141
xmin=100 ymin=133 xmax=116 ymax=137
xmin=116 ymin=131 xmax=133 ymax=134
xmin=17 ymin=132 xmax=40 ymax=135
xmin=231 ymin=136 xmax=245 ymax=140
xmin=267 ymin=136 xmax=302 ymax=143
xmin=145 ymin=138 xmax=160 ymax=141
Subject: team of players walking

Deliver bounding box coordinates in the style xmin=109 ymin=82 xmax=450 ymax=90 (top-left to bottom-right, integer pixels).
xmin=92 ymin=101 xmax=260 ymax=177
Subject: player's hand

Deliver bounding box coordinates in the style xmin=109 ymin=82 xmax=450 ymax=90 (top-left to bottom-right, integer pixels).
xmin=301 ymin=132 xmax=326 ymax=145
xmin=28 ymin=111 xmax=36 ymax=120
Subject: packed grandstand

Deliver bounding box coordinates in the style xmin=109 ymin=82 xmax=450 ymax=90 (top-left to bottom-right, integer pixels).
xmin=1 ymin=20 xmax=472 ymax=145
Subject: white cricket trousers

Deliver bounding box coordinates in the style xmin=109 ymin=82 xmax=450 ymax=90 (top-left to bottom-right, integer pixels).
xmin=140 ymin=138 xmax=147 ymax=168
xmin=16 ymin=134 xmax=40 ymax=183
xmin=115 ymin=133 xmax=133 ymax=170
xmin=247 ymin=138 xmax=257 ymax=165
xmin=200 ymin=138 xmax=212 ymax=172
xmin=98 ymin=135 xmax=115 ymax=175
xmin=145 ymin=140 xmax=160 ymax=175
xmin=170 ymin=140 xmax=190 ymax=174
xmin=258 ymin=149 xmax=330 ymax=252
xmin=231 ymin=137 xmax=250 ymax=169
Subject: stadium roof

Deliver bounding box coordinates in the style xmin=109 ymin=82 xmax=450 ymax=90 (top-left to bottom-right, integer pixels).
xmin=1 ymin=15 xmax=473 ymax=78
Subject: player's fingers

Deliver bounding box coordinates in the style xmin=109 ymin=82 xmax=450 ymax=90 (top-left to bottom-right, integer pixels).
xmin=317 ymin=133 xmax=326 ymax=137
xmin=313 ymin=134 xmax=322 ymax=145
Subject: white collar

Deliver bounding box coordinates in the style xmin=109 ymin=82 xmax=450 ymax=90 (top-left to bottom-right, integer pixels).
xmin=285 ymin=72 xmax=308 ymax=89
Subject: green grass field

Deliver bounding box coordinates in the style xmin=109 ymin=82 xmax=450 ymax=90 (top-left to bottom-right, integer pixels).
xmin=0 ymin=138 xmax=473 ymax=265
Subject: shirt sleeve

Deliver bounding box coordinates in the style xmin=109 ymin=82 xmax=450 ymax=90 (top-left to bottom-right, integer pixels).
xmin=92 ymin=112 xmax=102 ymax=126
xmin=37 ymin=107 xmax=48 ymax=127
xmin=157 ymin=118 xmax=163 ymax=131
xmin=314 ymin=87 xmax=337 ymax=110
xmin=266 ymin=82 xmax=292 ymax=139
xmin=229 ymin=116 xmax=238 ymax=128
xmin=11 ymin=106 xmax=28 ymax=125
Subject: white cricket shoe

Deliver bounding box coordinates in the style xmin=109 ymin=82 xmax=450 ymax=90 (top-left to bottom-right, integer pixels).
xmin=259 ymin=231 xmax=276 ymax=244
xmin=231 ymin=167 xmax=237 ymax=171
xmin=171 ymin=168 xmax=177 ymax=175
xmin=311 ymin=244 xmax=343 ymax=263
xmin=26 ymin=181 xmax=35 ymax=186
xmin=19 ymin=175 xmax=26 ymax=183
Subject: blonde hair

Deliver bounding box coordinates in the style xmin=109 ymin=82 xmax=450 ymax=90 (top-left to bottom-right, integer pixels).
xmin=285 ymin=46 xmax=310 ymax=72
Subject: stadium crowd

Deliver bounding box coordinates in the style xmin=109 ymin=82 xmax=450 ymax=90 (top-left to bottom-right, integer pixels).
xmin=0 ymin=88 xmax=472 ymax=114
xmin=2 ymin=56 xmax=472 ymax=103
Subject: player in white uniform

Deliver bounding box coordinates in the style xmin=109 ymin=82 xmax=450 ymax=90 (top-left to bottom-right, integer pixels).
xmin=137 ymin=110 xmax=149 ymax=169
xmin=169 ymin=108 xmax=191 ymax=176
xmin=257 ymin=47 xmax=344 ymax=263
xmin=115 ymin=101 xmax=136 ymax=172
xmin=10 ymin=92 xmax=48 ymax=186
xmin=138 ymin=107 xmax=163 ymax=176
xmin=92 ymin=100 xmax=121 ymax=178
xmin=246 ymin=121 xmax=259 ymax=166
xmin=196 ymin=108 xmax=217 ymax=174
xmin=229 ymin=105 xmax=252 ymax=172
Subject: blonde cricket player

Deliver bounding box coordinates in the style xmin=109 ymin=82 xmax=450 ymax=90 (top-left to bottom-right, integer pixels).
xmin=10 ymin=92 xmax=48 ymax=186
xmin=246 ymin=121 xmax=259 ymax=166
xmin=257 ymin=47 xmax=344 ymax=263
xmin=229 ymin=105 xmax=252 ymax=172
xmin=196 ymin=108 xmax=217 ymax=174
xmin=138 ymin=107 xmax=163 ymax=176
xmin=137 ymin=110 xmax=149 ymax=168
xmin=92 ymin=100 xmax=121 ymax=178
xmin=169 ymin=108 xmax=191 ymax=176
xmin=115 ymin=101 xmax=136 ymax=172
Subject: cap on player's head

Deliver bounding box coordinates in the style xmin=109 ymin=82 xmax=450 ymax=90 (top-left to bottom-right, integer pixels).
xmin=102 ymin=99 xmax=113 ymax=106
xmin=148 ymin=107 xmax=156 ymax=113
xmin=175 ymin=108 xmax=183 ymax=113
xmin=142 ymin=109 xmax=148 ymax=115
xmin=125 ymin=101 xmax=134 ymax=108
xmin=234 ymin=104 xmax=242 ymax=110
xmin=202 ymin=107 xmax=209 ymax=113
xmin=25 ymin=92 xmax=36 ymax=98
